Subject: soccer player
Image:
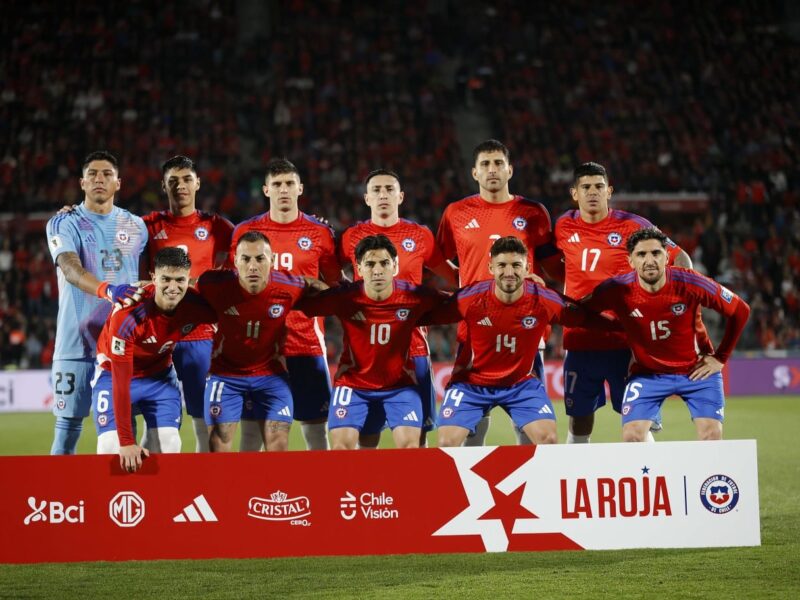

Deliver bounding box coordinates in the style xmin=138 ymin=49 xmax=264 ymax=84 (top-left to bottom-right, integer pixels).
xmin=141 ymin=155 xmax=234 ymax=452
xmin=555 ymin=161 xmax=704 ymax=443
xmin=200 ymin=231 xmax=327 ymax=452
xmin=297 ymin=235 xmax=446 ymax=450
xmin=46 ymin=151 xmax=147 ymax=455
xmin=339 ymin=168 xmax=457 ymax=447
xmin=422 ymin=237 xmax=619 ymax=447
xmin=93 ymin=247 xmax=216 ymax=473
xmin=436 ymin=139 xmax=562 ymax=445
xmin=230 ymin=158 xmax=341 ymax=450
xmin=582 ymin=228 xmax=750 ymax=442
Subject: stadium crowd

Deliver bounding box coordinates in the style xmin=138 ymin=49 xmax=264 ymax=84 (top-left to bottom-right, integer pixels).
xmin=0 ymin=0 xmax=798 ymax=369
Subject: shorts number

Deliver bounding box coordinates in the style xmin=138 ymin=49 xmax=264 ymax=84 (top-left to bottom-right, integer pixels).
xmin=273 ymin=253 xmax=293 ymax=271
xmin=564 ymin=370 xmax=578 ymax=394
xmin=623 ymin=382 xmax=643 ymax=404
xmin=443 ymin=388 xmax=464 ymax=407
xmin=370 ymin=323 xmax=391 ymax=345
xmin=333 ymin=386 xmax=353 ymax=406
xmin=54 ymin=372 xmax=76 ymax=395
xmin=495 ymin=334 xmax=516 ymax=353
xmin=97 ymin=390 xmax=110 ymax=413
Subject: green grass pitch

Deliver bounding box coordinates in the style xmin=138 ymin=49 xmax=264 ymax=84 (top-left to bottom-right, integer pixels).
xmin=1 ymin=396 xmax=798 ymax=599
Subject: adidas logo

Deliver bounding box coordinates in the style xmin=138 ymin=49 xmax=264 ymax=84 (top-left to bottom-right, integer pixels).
xmin=629 ymin=308 xmax=643 ymax=318
xmin=154 ymin=229 xmax=168 ymax=240
xmin=143 ymin=336 xmax=157 ymax=344
xmin=538 ymin=405 xmax=553 ymax=415
xmin=464 ymin=218 xmax=480 ymax=229
xmin=173 ymin=494 xmax=218 ymax=523
xmin=567 ymin=233 xmax=581 ymax=243
xmin=403 ymin=411 xmax=419 ymax=422
xmin=277 ymin=406 xmax=291 ymax=417
xmin=224 ymin=306 xmax=239 ymax=316
xmin=351 ymin=311 xmax=366 ymax=321
xmin=477 ymin=317 xmax=493 ymax=327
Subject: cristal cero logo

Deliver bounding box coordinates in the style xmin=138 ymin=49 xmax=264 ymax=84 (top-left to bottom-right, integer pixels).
xmin=699 ymin=474 xmax=740 ymax=514
xmin=248 ymin=490 xmax=311 ymax=526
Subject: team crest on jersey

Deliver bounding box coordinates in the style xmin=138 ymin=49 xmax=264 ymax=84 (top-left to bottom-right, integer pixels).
xmin=116 ymin=230 xmax=129 ymax=244
xmin=699 ymin=474 xmax=740 ymax=514
xmin=720 ymin=286 xmax=733 ymax=303
xmin=181 ymin=324 xmax=195 ymax=334
xmin=396 ymin=308 xmax=410 ymax=321
xmin=521 ymin=316 xmax=537 ymax=329
xmin=671 ymin=303 xmax=687 ymax=316
xmin=269 ymin=304 xmax=285 ymax=318
xmin=512 ymin=216 xmax=527 ymax=231
xmin=297 ymin=236 xmax=313 ymax=251
xmin=335 ymin=407 xmax=347 ymax=419
xmin=194 ymin=226 xmax=209 ymax=241
xmin=401 ymin=238 xmax=416 ymax=252
xmin=607 ymin=232 xmax=622 ymax=246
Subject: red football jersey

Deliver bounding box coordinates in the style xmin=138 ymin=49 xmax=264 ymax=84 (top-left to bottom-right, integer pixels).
xmin=197 ymin=269 xmax=307 ymax=377
xmin=436 ymin=195 xmax=557 ymax=287
xmin=339 ymin=218 xmax=449 ymax=357
xmin=142 ymin=210 xmax=233 ymax=341
xmin=230 ymin=212 xmax=340 ymax=357
xmin=583 ymin=267 xmax=750 ymax=375
xmin=297 ymin=280 xmax=445 ymax=390
xmin=555 ymin=208 xmax=682 ymax=351
xmin=96 ymin=287 xmax=216 ymax=446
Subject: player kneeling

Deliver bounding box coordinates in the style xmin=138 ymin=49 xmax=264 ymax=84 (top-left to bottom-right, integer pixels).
xmin=93 ymin=248 xmax=216 ymax=472
xmin=421 ymin=236 xmax=619 ymax=447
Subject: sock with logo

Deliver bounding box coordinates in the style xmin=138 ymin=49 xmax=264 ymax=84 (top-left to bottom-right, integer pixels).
xmin=301 ymin=422 xmax=329 ymax=450
xmin=51 ymin=416 xmax=83 ymax=455
xmin=192 ymin=417 xmax=210 ymax=452
xmin=239 ymin=419 xmax=264 ymax=451
xmin=567 ymin=432 xmax=591 ymax=444
xmin=462 ymin=415 xmax=490 ymax=447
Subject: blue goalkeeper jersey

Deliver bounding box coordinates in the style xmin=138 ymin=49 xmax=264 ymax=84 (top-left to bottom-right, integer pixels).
xmin=46 ymin=203 xmax=147 ymax=360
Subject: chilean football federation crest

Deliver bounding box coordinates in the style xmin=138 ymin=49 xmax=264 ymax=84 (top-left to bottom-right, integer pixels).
xmin=269 ymin=304 xmax=285 ymax=318
xmin=401 ymin=238 xmax=416 ymax=252
xmin=607 ymin=232 xmax=622 ymax=247
xmin=512 ymin=216 xmax=527 ymax=231
xmin=521 ymin=316 xmax=537 ymax=329
xmin=670 ymin=303 xmax=687 ymax=316
xmin=699 ymin=474 xmax=740 ymax=514
xmin=194 ymin=226 xmax=209 ymax=241
xmin=116 ymin=230 xmax=129 ymax=244
xmin=297 ymin=236 xmax=312 ymax=251
xmin=396 ymin=308 xmax=410 ymax=321
xmin=442 ymin=407 xmax=454 ymax=418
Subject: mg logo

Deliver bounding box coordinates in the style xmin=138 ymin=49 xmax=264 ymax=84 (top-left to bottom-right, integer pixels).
xmin=109 ymin=491 xmax=145 ymax=527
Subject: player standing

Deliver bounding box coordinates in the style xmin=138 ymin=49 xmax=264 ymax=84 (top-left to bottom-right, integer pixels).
xmin=297 ymin=235 xmax=446 ymax=450
xmin=46 ymin=151 xmax=147 ymax=455
xmin=339 ymin=169 xmax=457 ymax=447
xmin=582 ymin=228 xmax=750 ymax=441
xmin=436 ymin=139 xmax=562 ymax=445
xmin=142 ymin=155 xmax=233 ymax=452
xmin=93 ymin=248 xmax=216 ymax=472
xmin=230 ymin=158 xmax=341 ymax=450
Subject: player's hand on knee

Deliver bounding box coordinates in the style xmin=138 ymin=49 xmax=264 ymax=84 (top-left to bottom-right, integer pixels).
xmin=119 ymin=444 xmax=150 ymax=473
xmin=689 ymin=354 xmax=723 ymax=381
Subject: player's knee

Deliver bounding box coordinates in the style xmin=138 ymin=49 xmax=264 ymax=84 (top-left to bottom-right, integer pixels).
xmin=622 ymin=426 xmax=648 ymax=443
xmin=697 ymin=421 xmax=723 ymax=441
xmin=155 ymin=427 xmax=182 ymax=453
xmin=97 ymin=430 xmax=120 ymax=454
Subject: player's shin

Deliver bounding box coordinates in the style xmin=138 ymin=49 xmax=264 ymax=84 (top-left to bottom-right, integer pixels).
xmin=192 ymin=417 xmax=210 ymax=452
xmin=51 ymin=416 xmax=83 ymax=455
xmin=300 ymin=420 xmax=329 ymax=450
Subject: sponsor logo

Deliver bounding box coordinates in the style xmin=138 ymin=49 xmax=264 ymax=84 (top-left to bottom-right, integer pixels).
xmin=538 ymin=405 xmax=553 ymax=415
xmin=23 ymin=497 xmax=85 ymax=525
xmin=350 ymin=311 xmax=366 ymax=321
xmin=699 ymin=474 xmax=740 ymax=514
xmin=339 ymin=491 xmax=399 ymax=521
xmin=116 ymin=230 xmax=130 ymax=244
xmin=49 ymin=235 xmax=63 ymax=250
xmin=720 ymin=286 xmax=733 ymax=303
xmin=477 ymin=317 xmax=493 ymax=327
xmin=194 ymin=226 xmax=209 ymax=241
xmin=111 ymin=336 xmax=126 ymax=356
xmin=109 ymin=491 xmax=145 ymax=527
xmin=181 ymin=324 xmax=195 ymax=334
xmin=512 ymin=216 xmax=527 ymax=231
xmin=224 ymin=306 xmax=240 ymax=316
xmin=521 ymin=316 xmax=537 ymax=329
xmin=248 ymin=490 xmax=311 ymax=526
xmin=442 ymin=407 xmax=454 ymax=418
xmin=607 ymin=232 xmax=622 ymax=246
xmin=173 ymin=494 xmax=218 ymax=522
xmin=297 ymin=236 xmax=312 ymax=251
xmin=401 ymin=238 xmax=416 ymax=252
xmin=670 ymin=303 xmax=687 ymax=316
xmin=396 ymin=308 xmax=410 ymax=321
xmin=269 ymin=304 xmax=285 ymax=318
xmin=567 ymin=233 xmax=580 ymax=243
xmin=403 ymin=411 xmax=419 ymax=422
xmin=153 ymin=229 xmax=168 ymax=240
xmin=629 ymin=308 xmax=643 ymax=318
xmin=143 ymin=336 xmax=157 ymax=344
xmin=561 ymin=468 xmax=672 ymax=518
xmin=773 ymin=365 xmax=800 ymax=390
xmin=277 ymin=406 xmax=291 ymax=417
xmin=464 ymin=218 xmax=480 ymax=229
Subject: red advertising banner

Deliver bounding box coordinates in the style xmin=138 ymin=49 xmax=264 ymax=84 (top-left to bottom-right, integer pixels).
xmin=1 ymin=442 xmax=759 ymax=563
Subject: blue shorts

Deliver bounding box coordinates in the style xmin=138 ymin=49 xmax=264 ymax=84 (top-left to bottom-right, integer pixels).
xmin=328 ymin=385 xmax=422 ymax=431
xmin=173 ymin=339 xmax=212 ymax=418
xmin=621 ymin=372 xmax=725 ymax=424
xmin=563 ymin=349 xmax=631 ymax=416
xmin=205 ymin=373 xmax=293 ymax=426
xmin=91 ymin=368 xmax=182 ymax=435
xmin=438 ymin=378 xmax=556 ymax=434
xmin=51 ymin=359 xmax=95 ymax=418
xmin=285 ymin=355 xmax=332 ymax=422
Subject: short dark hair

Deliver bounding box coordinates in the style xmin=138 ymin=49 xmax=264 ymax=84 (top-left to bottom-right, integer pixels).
xmin=265 ymin=158 xmax=300 ymax=182
xmin=82 ymin=151 xmax=119 ymax=174
xmin=237 ymin=231 xmax=272 ymax=248
xmin=154 ymin=247 xmax=191 ymax=270
xmin=572 ymin=162 xmax=608 ymax=186
xmin=627 ymin=227 xmax=668 ymax=254
xmin=161 ymin=155 xmax=196 ymax=177
xmin=355 ymin=234 xmax=397 ymax=263
xmin=490 ymin=236 xmax=528 ymax=258
xmin=364 ymin=169 xmax=402 ymax=189
xmin=472 ymin=139 xmax=510 ymax=165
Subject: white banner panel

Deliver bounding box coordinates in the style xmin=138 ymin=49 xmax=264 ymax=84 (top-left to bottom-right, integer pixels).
xmin=0 ymin=370 xmax=53 ymax=413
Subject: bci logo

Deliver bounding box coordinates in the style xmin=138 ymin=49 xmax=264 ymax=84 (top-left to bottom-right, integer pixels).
xmin=23 ymin=497 xmax=85 ymax=525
